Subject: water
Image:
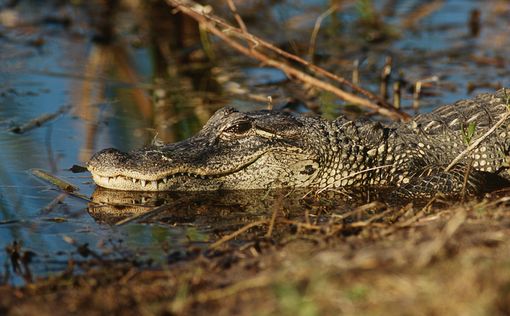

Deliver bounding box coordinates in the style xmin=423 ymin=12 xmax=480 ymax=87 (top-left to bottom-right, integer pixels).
xmin=0 ymin=0 xmax=509 ymax=285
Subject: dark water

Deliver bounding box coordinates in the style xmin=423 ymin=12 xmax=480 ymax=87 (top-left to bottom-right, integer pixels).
xmin=0 ymin=0 xmax=509 ymax=284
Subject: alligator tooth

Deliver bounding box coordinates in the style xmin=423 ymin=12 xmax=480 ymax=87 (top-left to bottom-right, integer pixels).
xmin=152 ymin=180 xmax=158 ymax=188
xmin=162 ymin=177 xmax=168 ymax=184
xmin=132 ymin=178 xmax=137 ymax=184
xmin=141 ymin=180 xmax=146 ymax=187
xmin=106 ymin=177 xmax=111 ymax=184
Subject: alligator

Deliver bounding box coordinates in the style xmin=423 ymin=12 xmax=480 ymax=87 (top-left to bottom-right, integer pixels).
xmin=87 ymin=89 xmax=510 ymax=197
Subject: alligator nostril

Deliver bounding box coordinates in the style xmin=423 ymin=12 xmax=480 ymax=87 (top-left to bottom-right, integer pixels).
xmin=87 ymin=148 xmax=129 ymax=170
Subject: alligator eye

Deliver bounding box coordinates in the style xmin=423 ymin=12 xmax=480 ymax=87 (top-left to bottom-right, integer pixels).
xmin=224 ymin=121 xmax=252 ymax=135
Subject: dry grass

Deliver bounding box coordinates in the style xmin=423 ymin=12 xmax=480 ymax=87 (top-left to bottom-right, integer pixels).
xmin=3 ymin=194 xmax=510 ymax=315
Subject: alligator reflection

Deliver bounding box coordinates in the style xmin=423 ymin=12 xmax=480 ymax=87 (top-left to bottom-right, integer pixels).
xmin=88 ymin=187 xmax=394 ymax=234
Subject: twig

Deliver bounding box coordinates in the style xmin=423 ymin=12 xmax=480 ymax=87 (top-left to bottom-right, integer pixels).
xmin=349 ymin=207 xmax=393 ymax=226
xmin=323 ymin=201 xmax=386 ymax=228
xmin=265 ymin=208 xmax=278 ymax=238
xmin=331 ymin=201 xmax=385 ymax=222
xmin=444 ymin=110 xmax=510 ymax=172
xmin=30 ymin=169 xmax=91 ymax=201
xmin=348 ymin=222 xmax=387 ymax=228
xmin=193 ymin=274 xmax=272 ymax=303
xmin=226 ymin=0 xmax=248 ymax=34
xmin=9 ymin=104 xmax=72 ymax=134
xmin=41 ymin=193 xmax=68 ymax=214
xmin=45 ymin=125 xmax=58 ymax=173
xmin=412 ymin=80 xmax=422 ymax=111
xmin=266 ymin=96 xmax=273 ymax=110
xmin=352 ymin=59 xmax=360 ymax=86
xmin=461 ymin=158 xmax=474 ymax=202
xmin=392 ymin=80 xmax=401 ymax=109
xmin=308 ymin=5 xmax=339 ymax=61
xmin=0 ymin=219 xmax=21 ymax=225
xmin=414 ymin=209 xmax=466 ymax=268
xmin=280 ymin=219 xmax=323 ymax=231
xmin=209 ymin=220 xmax=268 ymax=249
xmin=266 ymin=194 xmax=282 ymax=238
xmin=31 ymin=169 xmax=77 ymax=192
xmin=379 ymin=56 xmax=392 ymax=100
xmin=115 ymin=204 xmax=174 ymax=226
xmin=166 ymin=0 xmax=409 ymax=121
xmin=397 ymin=198 xmax=436 ymax=228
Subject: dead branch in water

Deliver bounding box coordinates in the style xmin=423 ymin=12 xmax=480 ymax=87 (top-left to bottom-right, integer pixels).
xmin=31 ymin=169 xmax=77 ymax=192
xmin=9 ymin=104 xmax=72 ymax=134
xmin=31 ymin=169 xmax=91 ymax=201
xmin=165 ymin=0 xmax=410 ymax=121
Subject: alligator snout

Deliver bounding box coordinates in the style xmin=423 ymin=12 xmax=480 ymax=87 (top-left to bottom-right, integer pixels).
xmin=87 ymin=148 xmax=130 ymax=172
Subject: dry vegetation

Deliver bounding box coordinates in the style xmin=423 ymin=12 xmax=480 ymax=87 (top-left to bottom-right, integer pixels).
xmin=3 ymin=192 xmax=510 ymax=315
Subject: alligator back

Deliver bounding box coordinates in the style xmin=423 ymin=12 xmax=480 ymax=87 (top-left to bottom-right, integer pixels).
xmin=387 ymin=89 xmax=510 ymax=196
xmin=413 ymin=89 xmax=509 ymax=133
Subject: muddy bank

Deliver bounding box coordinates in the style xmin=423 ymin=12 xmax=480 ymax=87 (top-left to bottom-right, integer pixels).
xmin=3 ymin=194 xmax=510 ymax=315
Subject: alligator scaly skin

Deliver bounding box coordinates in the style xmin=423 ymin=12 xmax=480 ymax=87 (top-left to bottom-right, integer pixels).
xmin=88 ymin=89 xmax=510 ymax=197
xmin=312 ymin=89 xmax=510 ymax=196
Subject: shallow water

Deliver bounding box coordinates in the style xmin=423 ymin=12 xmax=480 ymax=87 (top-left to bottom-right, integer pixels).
xmin=0 ymin=0 xmax=509 ymax=285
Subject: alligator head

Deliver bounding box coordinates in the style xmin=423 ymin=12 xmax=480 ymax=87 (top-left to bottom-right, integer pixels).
xmin=87 ymin=107 xmax=323 ymax=191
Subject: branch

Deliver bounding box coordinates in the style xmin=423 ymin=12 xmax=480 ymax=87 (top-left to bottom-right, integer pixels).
xmin=166 ymin=0 xmax=410 ymax=121
xmin=444 ymin=110 xmax=510 ymax=172
xmin=226 ymin=0 xmax=248 ymax=34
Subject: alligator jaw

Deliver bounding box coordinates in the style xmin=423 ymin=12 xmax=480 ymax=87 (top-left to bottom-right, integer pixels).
xmin=87 ymin=147 xmax=267 ymax=191
xmin=91 ymin=171 xmax=228 ymax=191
